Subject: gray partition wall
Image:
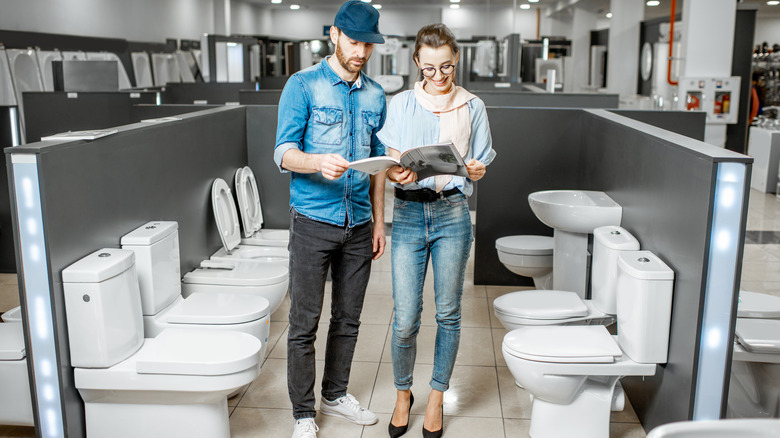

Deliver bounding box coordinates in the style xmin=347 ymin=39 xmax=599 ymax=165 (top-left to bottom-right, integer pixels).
xmin=6 ymin=106 xmax=248 ymax=437
xmin=473 ymin=90 xmax=620 ymax=108
xmin=475 ymin=107 xmax=751 ymax=431
xmin=246 ymin=105 xmax=291 ymax=229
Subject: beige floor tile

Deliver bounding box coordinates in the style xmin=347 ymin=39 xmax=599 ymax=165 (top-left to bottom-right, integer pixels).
xmin=0 ymin=274 xmax=18 ymax=285
xmin=497 ymin=366 xmax=532 ymax=419
xmin=738 ymin=281 xmax=780 ymax=298
xmin=264 ymin=321 xmax=288 ymax=361
xmin=366 ymin=270 xmax=394 ymax=296
xmin=741 ymin=261 xmax=780 ymax=282
xmin=0 ymin=425 xmax=36 ymax=438
xmin=228 ymin=384 xmax=250 ymax=407
xmin=743 ymin=245 xmax=780 ymax=263
xmin=611 ymin=421 xmax=648 ymax=438
xmin=611 ymin=389 xmax=642 ymax=424
xmin=381 ymin=326 xmax=495 ymax=367
xmin=272 ymin=294 xmax=290 ymax=322
xmin=493 ymin=328 xmax=508 ymax=367
xmin=503 ymin=418 xmax=532 ymax=438
xmin=229 ymin=407 xmax=295 ymax=438
xmin=0 ymin=282 xmax=20 ymax=314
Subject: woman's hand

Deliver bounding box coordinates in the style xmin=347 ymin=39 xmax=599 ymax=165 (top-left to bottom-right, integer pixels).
xmin=466 ymin=159 xmax=486 ymax=181
xmin=387 ymin=165 xmax=417 ymax=185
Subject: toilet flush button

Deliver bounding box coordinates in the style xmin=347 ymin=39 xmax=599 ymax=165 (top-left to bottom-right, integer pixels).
xmin=611 ymin=230 xmax=621 ymax=235
xmin=98 ymin=253 xmax=111 ymax=258
xmin=638 ymin=257 xmax=650 ymax=263
xmin=82 ymin=294 xmax=90 ymax=302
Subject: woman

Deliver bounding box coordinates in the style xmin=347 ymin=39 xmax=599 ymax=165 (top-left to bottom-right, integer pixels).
xmin=376 ymin=23 xmax=495 ymax=438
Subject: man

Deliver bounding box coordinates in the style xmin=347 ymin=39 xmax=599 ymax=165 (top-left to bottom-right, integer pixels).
xmin=273 ymin=1 xmax=386 ymax=437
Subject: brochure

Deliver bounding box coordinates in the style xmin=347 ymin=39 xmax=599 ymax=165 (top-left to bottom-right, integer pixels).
xmin=41 ymin=129 xmax=118 ymax=141
xmin=349 ymin=141 xmax=468 ymax=181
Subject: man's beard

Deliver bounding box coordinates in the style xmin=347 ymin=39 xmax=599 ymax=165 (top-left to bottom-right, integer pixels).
xmin=336 ymin=42 xmax=366 ymax=74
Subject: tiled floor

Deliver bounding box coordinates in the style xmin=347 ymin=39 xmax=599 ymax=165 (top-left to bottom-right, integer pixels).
xmin=2 ymin=187 xmax=780 ymax=438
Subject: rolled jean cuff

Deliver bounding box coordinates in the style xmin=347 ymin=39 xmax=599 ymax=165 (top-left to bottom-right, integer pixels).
xmin=430 ymin=378 xmax=449 ymax=393
xmin=394 ymin=381 xmax=413 ymax=391
xmin=293 ymin=412 xmax=317 ymax=421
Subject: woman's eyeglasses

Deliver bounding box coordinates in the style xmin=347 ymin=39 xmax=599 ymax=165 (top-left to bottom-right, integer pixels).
xmin=420 ymin=64 xmax=456 ymax=77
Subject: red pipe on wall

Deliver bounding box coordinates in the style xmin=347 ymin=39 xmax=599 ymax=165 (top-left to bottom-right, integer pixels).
xmin=668 ymin=0 xmax=678 ymax=85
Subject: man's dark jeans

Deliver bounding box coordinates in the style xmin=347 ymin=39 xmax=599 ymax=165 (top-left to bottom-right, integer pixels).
xmin=287 ymin=209 xmax=374 ymax=420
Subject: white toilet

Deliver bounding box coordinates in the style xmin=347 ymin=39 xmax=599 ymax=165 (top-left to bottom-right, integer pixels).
xmin=62 ymin=248 xmax=262 ymax=438
xmin=212 ymin=177 xmax=289 ymax=261
xmin=495 ymin=235 xmax=554 ymax=289
xmin=494 ymin=226 xmax=640 ymax=330
xmin=0 ymin=309 xmax=34 ymax=427
xmin=234 ymin=166 xmax=290 ymax=248
xmin=646 ymin=418 xmax=780 ymax=438
xmin=502 ymin=250 xmax=674 ymax=438
xmin=121 ymin=221 xmax=272 ymax=357
xmin=727 ymin=290 xmax=780 ymax=419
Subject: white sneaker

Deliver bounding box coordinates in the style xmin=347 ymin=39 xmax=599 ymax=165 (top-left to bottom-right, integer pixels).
xmin=320 ymin=393 xmax=379 ymax=425
xmin=292 ymin=418 xmax=319 ymax=438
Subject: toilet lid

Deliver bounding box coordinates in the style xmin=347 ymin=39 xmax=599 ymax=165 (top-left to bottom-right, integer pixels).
xmin=135 ymin=329 xmax=261 ymax=376
xmin=737 ymin=291 xmax=780 ymax=319
xmin=212 ymin=178 xmax=241 ymax=253
xmin=235 ymin=166 xmax=264 ymax=238
xmin=182 ymin=259 xmax=288 ymax=286
xmin=0 ymin=323 xmax=25 ymax=360
xmin=495 ymin=236 xmax=553 ymax=256
xmin=503 ymin=326 xmax=621 ymax=363
xmin=166 ymin=293 xmax=269 ymax=324
xmin=735 ymin=319 xmax=780 ymax=353
xmin=494 ymin=290 xmax=588 ymax=319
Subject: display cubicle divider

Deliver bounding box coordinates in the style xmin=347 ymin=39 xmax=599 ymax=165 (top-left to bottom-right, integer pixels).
xmin=474 ymin=90 xmax=620 ymax=108
xmin=475 ymin=107 xmax=750 ymax=431
xmin=6 ymin=106 xmax=248 ymax=437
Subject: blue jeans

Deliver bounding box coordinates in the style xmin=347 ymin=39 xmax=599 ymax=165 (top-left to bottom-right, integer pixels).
xmin=391 ymin=192 xmax=473 ymax=392
xmin=286 ymin=209 xmax=374 ymax=420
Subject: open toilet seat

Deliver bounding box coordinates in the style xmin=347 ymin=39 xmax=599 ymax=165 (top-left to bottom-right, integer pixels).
xmin=0 ymin=323 xmax=34 ymax=426
xmin=494 ymin=290 xmax=612 ymax=329
xmin=731 ymin=292 xmax=780 ymax=363
xmin=737 ymin=291 xmax=780 ymax=319
xmin=211 ymin=178 xmax=288 ymax=262
xmin=496 ymin=235 xmax=554 ymax=261
xmin=234 ymin=167 xmax=289 ymax=247
xmin=502 ymin=326 xmax=656 ymax=376
xmin=1 ymin=305 xmax=22 ymax=322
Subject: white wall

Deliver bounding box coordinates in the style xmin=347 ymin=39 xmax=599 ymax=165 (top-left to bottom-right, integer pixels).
xmin=755 ymin=17 xmax=780 ymax=47
xmin=444 ymin=6 xmax=538 ymax=40
xmin=0 ymin=0 xmax=214 ymax=42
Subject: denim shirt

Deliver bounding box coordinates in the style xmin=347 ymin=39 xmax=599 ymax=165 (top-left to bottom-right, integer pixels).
xmin=376 ymin=90 xmax=495 ymax=196
xmin=275 ymin=58 xmax=386 ymax=228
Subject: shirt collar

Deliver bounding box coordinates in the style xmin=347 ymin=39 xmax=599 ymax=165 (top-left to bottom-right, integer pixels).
xmin=321 ymin=56 xmax=363 ymax=89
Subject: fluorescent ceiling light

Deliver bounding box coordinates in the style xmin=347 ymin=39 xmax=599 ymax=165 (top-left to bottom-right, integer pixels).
xmin=646 ymin=0 xmax=660 ymax=6
xmin=290 ymin=4 xmax=300 ymax=9
xmin=768 ymin=0 xmax=780 ymax=5
xmin=520 ymin=4 xmax=531 ymax=9
xmin=529 ymin=0 xmax=539 ymax=2
xmin=361 ymin=0 xmax=371 ymax=3
xmin=450 ymin=0 xmax=461 ymax=2
xmin=450 ymin=4 xmax=460 ymax=8
xmin=373 ymin=4 xmax=381 ymax=8
xmin=606 ymin=12 xmax=612 ymax=18
xmin=271 ymin=0 xmax=281 ymax=3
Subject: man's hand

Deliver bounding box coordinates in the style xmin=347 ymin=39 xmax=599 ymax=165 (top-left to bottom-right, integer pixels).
xmin=387 ymin=165 xmax=417 ymax=185
xmin=372 ymin=222 xmax=386 ymax=260
xmin=318 ymin=154 xmax=350 ymax=180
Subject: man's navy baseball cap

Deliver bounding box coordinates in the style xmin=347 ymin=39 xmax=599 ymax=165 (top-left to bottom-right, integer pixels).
xmin=334 ymin=0 xmax=385 ymax=44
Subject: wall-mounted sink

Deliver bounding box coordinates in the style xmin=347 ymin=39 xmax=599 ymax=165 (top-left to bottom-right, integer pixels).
xmin=528 ymin=190 xmax=622 ymax=234
xmin=528 ymin=190 xmax=623 ymax=297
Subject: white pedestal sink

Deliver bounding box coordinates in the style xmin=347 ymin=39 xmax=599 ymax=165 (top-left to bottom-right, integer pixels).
xmin=528 ymin=190 xmax=622 ymax=298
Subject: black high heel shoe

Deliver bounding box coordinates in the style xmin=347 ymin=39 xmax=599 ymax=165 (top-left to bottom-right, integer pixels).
xmin=422 ymin=405 xmax=443 ymax=438
xmin=388 ymin=392 xmax=414 ymax=438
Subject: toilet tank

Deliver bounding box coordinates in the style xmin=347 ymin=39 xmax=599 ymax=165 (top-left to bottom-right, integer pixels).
xmin=616 ymin=250 xmax=674 ymax=364
xmin=120 ymin=221 xmax=181 ymax=316
xmin=591 ymin=226 xmax=640 ymax=315
xmin=62 ymin=249 xmax=144 ymax=368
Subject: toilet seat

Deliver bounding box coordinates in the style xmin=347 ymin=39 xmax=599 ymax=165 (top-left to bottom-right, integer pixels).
xmin=1 ymin=305 xmax=22 ymax=323
xmin=495 ymin=290 xmax=588 ymax=320
xmin=164 ymin=293 xmax=269 ymax=325
xmin=735 ymin=319 xmax=780 ymax=354
xmin=234 ymin=167 xmax=289 ymax=247
xmin=0 ymin=323 xmax=25 ymax=360
xmin=183 ymin=259 xmax=288 ymax=287
xmin=737 ymin=291 xmax=780 ymax=319
xmin=496 ymin=235 xmax=554 ymax=256
xmin=76 ymin=329 xmax=261 ymax=390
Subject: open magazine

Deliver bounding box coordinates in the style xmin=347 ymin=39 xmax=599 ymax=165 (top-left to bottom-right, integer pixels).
xmin=348 ymin=141 xmax=468 ymax=181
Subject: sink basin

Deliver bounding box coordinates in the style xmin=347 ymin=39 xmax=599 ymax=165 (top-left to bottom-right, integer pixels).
xmin=528 ymin=190 xmax=622 ymax=234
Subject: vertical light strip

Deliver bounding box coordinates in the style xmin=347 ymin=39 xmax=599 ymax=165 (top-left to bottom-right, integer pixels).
xmin=692 ymin=161 xmax=746 ymax=420
xmin=11 ymin=154 xmax=64 ymax=437
xmin=10 ymin=107 xmax=20 ymax=146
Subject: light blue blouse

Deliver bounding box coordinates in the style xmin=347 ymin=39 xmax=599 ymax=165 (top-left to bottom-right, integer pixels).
xmin=376 ymin=89 xmax=496 ymax=196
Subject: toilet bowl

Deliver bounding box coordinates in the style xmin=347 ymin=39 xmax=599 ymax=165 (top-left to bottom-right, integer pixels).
xmin=210 ymin=177 xmax=289 ymax=261
xmin=727 ymin=290 xmax=780 ymax=419
xmin=1 ymin=305 xmax=22 ymax=323
xmin=503 ymin=250 xmax=674 ymax=438
xmin=646 ymin=418 xmax=780 ymax=438
xmin=494 ymin=226 xmax=639 ymax=331
xmin=234 ymin=166 xmax=290 ymax=248
xmin=62 ymin=248 xmax=262 ymax=438
xmin=121 ymin=221 xmax=272 ymax=357
xmin=0 ymin=321 xmax=34 ymax=426
xmin=495 ymin=235 xmax=553 ymax=289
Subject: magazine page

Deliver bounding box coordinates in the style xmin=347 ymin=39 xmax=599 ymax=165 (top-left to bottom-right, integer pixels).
xmin=399 ymin=142 xmax=468 ymax=181
xmin=348 ymin=156 xmax=400 ymax=175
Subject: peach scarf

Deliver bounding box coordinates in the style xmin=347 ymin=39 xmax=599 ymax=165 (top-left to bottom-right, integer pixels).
xmin=413 ymin=80 xmax=476 ymax=192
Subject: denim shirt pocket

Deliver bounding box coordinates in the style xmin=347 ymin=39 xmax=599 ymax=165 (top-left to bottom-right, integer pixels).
xmin=311 ymin=107 xmax=343 ymax=145
xmin=361 ymin=110 xmax=382 ymax=149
